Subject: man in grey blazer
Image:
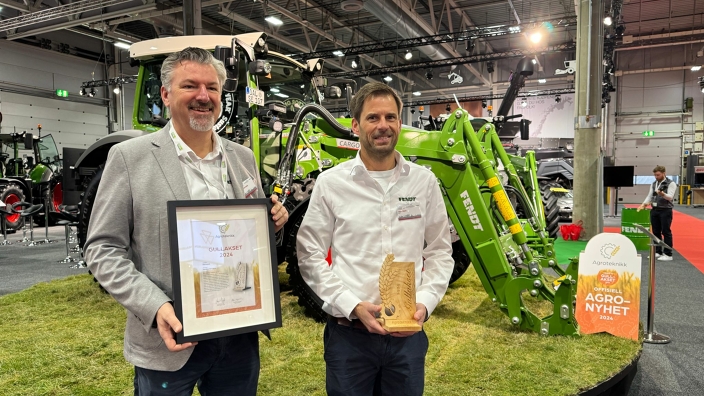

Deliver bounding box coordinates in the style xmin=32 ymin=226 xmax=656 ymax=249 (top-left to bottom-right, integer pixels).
xmin=84 ymin=47 xmax=288 ymax=395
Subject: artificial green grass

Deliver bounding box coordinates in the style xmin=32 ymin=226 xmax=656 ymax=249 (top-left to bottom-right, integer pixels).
xmin=554 ymin=238 xmax=588 ymax=265
xmin=0 ymin=267 xmax=641 ymax=396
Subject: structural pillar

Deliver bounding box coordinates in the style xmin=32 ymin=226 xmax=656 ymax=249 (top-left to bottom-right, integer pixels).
xmin=183 ymin=0 xmax=202 ymax=36
xmin=573 ymin=0 xmax=605 ymax=239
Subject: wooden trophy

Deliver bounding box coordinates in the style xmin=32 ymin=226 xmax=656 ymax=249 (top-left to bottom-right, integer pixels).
xmin=376 ymin=254 xmax=422 ymax=332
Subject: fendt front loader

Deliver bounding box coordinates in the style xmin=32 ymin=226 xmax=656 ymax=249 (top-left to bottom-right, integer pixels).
xmin=71 ymin=33 xmax=578 ymax=335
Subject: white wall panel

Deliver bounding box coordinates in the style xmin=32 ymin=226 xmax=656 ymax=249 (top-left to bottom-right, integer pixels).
xmin=0 ymin=91 xmax=108 ymax=153
xmin=612 ymin=65 xmax=685 ymax=203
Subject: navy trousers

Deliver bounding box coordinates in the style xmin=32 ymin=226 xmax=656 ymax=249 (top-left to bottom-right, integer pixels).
xmin=650 ymin=208 xmax=673 ymax=256
xmin=133 ymin=332 xmax=259 ymax=396
xmin=324 ymin=318 xmax=429 ymax=396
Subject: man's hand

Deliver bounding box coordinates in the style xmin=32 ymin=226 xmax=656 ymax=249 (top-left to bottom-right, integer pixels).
xmin=155 ymin=303 xmax=197 ymax=352
xmin=657 ymin=190 xmax=665 ymax=197
xmin=353 ymin=302 xmax=389 ymax=335
xmin=270 ymin=194 xmax=288 ymax=233
xmin=391 ymin=303 xmax=427 ymax=338
xmin=637 ymin=204 xmax=646 ymax=212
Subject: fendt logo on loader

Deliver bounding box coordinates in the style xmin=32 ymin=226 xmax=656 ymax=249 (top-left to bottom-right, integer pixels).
xmin=460 ymin=190 xmax=483 ymax=231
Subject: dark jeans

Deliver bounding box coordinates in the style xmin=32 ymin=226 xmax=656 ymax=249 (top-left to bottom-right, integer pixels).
xmin=650 ymin=208 xmax=673 ymax=256
xmin=134 ymin=332 xmax=259 ymax=396
xmin=324 ymin=319 xmax=428 ymax=396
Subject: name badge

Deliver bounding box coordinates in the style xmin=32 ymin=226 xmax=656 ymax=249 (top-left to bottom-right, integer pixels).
xmin=652 ymin=202 xmax=657 ymax=207
xmin=397 ymin=203 xmax=421 ymax=220
xmin=243 ymin=177 xmax=257 ymax=198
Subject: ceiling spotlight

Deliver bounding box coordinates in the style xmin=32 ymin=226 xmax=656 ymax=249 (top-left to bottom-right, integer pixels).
xmin=486 ymin=61 xmax=495 ymax=74
xmin=555 ymin=95 xmax=561 ymax=103
xmin=88 ymin=88 xmax=96 ymax=98
xmin=383 ymin=75 xmax=393 ymax=82
xmin=692 ymin=65 xmax=702 ymax=71
xmin=113 ymin=86 xmax=120 ymax=94
xmin=114 ymin=41 xmax=131 ymax=50
xmin=465 ymin=39 xmax=475 ymax=53
xmin=332 ymin=50 xmax=344 ymax=57
xmin=531 ymin=58 xmax=538 ymax=65
xmin=351 ymin=55 xmax=360 ymax=68
xmin=404 ymin=50 xmax=412 ymax=60
xmin=446 ymin=104 xmax=452 ymax=112
xmin=529 ymin=31 xmax=542 ymax=44
xmin=603 ymin=16 xmax=613 ymax=26
xmin=481 ymin=99 xmax=487 ymax=108
xmin=425 ymin=70 xmax=433 ymax=80
xmin=538 ymin=78 xmax=547 ymax=83
xmin=79 ymin=88 xmax=86 ymax=96
xmin=412 ymin=91 xmax=421 ymax=96
xmin=520 ymin=98 xmax=527 ymax=108
xmin=265 ymin=15 xmax=283 ymax=26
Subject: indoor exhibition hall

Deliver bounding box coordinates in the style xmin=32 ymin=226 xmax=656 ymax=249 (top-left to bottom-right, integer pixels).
xmin=0 ymin=0 xmax=703 ymax=395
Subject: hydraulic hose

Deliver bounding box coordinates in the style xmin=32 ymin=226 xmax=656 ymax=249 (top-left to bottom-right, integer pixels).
xmin=273 ymin=103 xmax=353 ymax=202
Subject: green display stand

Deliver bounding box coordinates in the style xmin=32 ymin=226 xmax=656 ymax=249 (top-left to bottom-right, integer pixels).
xmin=621 ymin=208 xmax=651 ymax=250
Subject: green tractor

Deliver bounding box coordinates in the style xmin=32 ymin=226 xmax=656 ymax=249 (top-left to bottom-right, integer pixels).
xmin=0 ymin=128 xmax=63 ymax=231
xmin=72 ymin=33 xmax=577 ymax=335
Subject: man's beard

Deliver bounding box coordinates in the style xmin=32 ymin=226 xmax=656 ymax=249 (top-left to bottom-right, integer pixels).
xmin=361 ymin=130 xmax=397 ymax=160
xmin=189 ymin=101 xmax=216 ymax=132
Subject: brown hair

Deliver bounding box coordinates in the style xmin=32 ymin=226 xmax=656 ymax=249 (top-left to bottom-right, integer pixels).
xmin=349 ymin=82 xmax=402 ymax=121
xmin=653 ymin=165 xmax=666 ymax=173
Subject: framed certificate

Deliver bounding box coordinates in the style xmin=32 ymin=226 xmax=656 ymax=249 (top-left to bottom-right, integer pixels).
xmin=167 ymin=198 xmax=281 ymax=343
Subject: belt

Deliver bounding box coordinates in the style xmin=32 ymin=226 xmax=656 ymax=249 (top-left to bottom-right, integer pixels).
xmin=328 ymin=315 xmax=368 ymax=331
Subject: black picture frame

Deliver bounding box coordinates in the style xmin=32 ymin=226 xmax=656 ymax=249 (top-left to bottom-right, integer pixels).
xmin=167 ymin=198 xmax=281 ymax=343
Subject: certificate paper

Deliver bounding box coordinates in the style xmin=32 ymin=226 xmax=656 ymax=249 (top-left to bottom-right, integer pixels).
xmin=178 ymin=218 xmax=261 ymax=317
xmin=168 ymin=199 xmax=281 ymax=342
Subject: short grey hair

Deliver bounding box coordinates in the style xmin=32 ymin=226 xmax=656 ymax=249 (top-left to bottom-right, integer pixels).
xmin=350 ymin=82 xmax=403 ymax=122
xmin=160 ymin=47 xmax=227 ymax=92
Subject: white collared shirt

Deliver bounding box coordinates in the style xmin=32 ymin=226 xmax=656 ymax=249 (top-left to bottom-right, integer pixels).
xmin=296 ymin=151 xmax=454 ymax=320
xmin=168 ymin=123 xmax=236 ymax=200
xmin=642 ymin=178 xmax=677 ymax=205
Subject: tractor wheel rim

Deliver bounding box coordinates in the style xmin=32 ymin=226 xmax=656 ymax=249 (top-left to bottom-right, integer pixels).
xmin=52 ymin=183 xmax=63 ymax=212
xmin=4 ymin=193 xmax=21 ymax=223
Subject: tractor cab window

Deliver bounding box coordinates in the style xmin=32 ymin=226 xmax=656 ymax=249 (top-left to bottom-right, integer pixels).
xmin=36 ymin=134 xmax=60 ymax=170
xmin=137 ymin=62 xmax=166 ymax=126
xmin=257 ymin=55 xmax=320 ymax=123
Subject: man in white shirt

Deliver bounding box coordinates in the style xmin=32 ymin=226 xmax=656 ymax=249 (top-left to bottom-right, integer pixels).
xmin=296 ymin=82 xmax=454 ymax=395
xmin=638 ymin=165 xmax=676 ymax=260
xmin=85 ymin=47 xmax=288 ymax=395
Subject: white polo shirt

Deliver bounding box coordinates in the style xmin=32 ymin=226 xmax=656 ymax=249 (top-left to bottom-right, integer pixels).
xmin=296 ymin=151 xmax=454 ymax=320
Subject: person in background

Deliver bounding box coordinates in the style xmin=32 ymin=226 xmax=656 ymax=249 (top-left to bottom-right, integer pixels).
xmin=638 ymin=165 xmax=676 ymax=261
xmin=85 ymin=47 xmax=288 ymax=395
xmin=296 ymin=82 xmax=454 ymax=395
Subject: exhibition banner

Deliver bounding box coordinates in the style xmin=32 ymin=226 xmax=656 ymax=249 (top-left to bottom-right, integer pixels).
xmin=575 ymin=233 xmax=641 ymax=340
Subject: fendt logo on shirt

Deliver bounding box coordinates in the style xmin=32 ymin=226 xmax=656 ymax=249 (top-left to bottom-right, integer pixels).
xmin=398 ymin=197 xmax=416 ymax=202
xmin=460 ymin=190 xmax=483 ymax=231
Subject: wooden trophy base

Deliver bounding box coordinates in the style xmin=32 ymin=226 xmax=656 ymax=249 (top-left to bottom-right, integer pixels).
xmin=377 ymin=318 xmax=422 ymax=332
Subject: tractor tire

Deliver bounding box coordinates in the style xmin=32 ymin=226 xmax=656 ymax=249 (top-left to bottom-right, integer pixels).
xmin=540 ymin=182 xmax=561 ymax=239
xmin=77 ymin=166 xmax=104 ymax=250
xmin=76 ymin=166 xmax=106 ymax=293
xmin=449 ymin=241 xmax=471 ymax=284
xmin=284 ymin=203 xmax=328 ymax=323
xmin=0 ymin=183 xmax=25 ymax=232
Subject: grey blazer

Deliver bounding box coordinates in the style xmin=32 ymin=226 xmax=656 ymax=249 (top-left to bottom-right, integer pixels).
xmin=84 ymin=126 xmax=265 ymax=372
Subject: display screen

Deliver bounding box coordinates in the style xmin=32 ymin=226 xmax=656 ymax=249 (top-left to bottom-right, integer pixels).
xmin=603 ymin=166 xmax=635 ymax=187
